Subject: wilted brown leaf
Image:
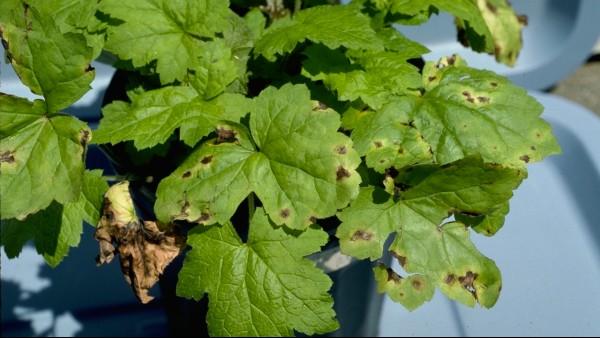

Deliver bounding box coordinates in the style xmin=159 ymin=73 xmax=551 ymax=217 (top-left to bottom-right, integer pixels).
xmin=95 ymin=182 xmax=186 ymax=303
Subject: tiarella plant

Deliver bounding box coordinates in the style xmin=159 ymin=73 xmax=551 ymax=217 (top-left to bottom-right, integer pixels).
xmin=0 ymin=0 xmax=560 ymax=336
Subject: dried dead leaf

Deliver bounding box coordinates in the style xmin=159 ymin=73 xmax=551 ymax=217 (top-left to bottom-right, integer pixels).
xmin=95 ymin=182 xmax=186 ymax=303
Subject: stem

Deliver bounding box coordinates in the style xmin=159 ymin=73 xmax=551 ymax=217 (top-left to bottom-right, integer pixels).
xmin=248 ymin=193 xmax=256 ymax=221
xmin=294 ymin=0 xmax=302 ymax=14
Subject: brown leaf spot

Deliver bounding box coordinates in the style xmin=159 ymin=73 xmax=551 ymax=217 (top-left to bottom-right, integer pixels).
xmin=200 ymin=155 xmax=213 ymax=164
xmin=216 ymin=127 xmax=236 ymax=144
xmin=447 ymin=55 xmax=456 ymax=65
xmin=336 ymin=166 xmax=351 ymax=180
xmin=373 ymin=141 xmax=383 ymax=148
xmin=495 ymin=45 xmax=502 ymax=56
xmin=458 ymin=271 xmax=479 ymax=297
xmin=335 ymin=145 xmax=347 ymax=155
xmin=0 ymin=150 xmax=15 ymax=163
xmin=80 ymin=129 xmax=91 ymax=147
xmin=445 ymin=274 xmax=456 ymax=285
xmin=530 ymin=145 xmax=537 ymax=151
xmin=280 ymin=208 xmax=290 ymax=219
xmin=196 ymin=212 xmax=211 ymax=223
xmin=182 ymin=171 xmax=191 ymax=178
xmin=85 ymin=64 xmax=94 ymax=73
xmin=386 ymin=268 xmax=402 ymax=283
xmin=309 ymin=216 xmax=317 ymax=224
xmin=412 ymin=279 xmax=423 ymax=290
xmin=467 ymin=97 xmax=475 ymax=103
xmin=477 ymin=96 xmax=490 ymax=103
xmin=486 ymin=1 xmax=497 ymax=13
xmin=462 ymin=91 xmax=471 ymax=97
xmin=490 ymin=82 xmax=498 ymax=87
xmin=312 ymin=101 xmax=328 ymax=111
xmin=391 ymin=251 xmax=407 ymax=267
xmin=350 ymin=230 xmax=372 ymax=241
xmin=519 ymin=154 xmax=530 ymax=163
xmin=428 ymin=76 xmax=436 ymax=82
xmin=517 ymin=14 xmax=529 ymax=25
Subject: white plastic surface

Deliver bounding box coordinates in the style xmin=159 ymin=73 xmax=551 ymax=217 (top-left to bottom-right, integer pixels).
xmin=379 ymin=92 xmax=600 ymax=337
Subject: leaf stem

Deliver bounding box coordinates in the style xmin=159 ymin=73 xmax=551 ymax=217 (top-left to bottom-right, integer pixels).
xmin=294 ymin=0 xmax=302 ymax=14
xmin=248 ymin=193 xmax=256 ymax=221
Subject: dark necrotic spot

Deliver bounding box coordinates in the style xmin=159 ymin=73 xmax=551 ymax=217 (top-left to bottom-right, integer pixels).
xmin=309 ymin=216 xmax=317 ymax=224
xmin=313 ymin=101 xmax=328 ymax=111
xmin=280 ymin=208 xmax=290 ymax=219
xmin=0 ymin=150 xmax=15 ymax=163
xmin=477 ymin=96 xmax=490 ymax=103
xmin=196 ymin=212 xmax=211 ymax=223
xmin=445 ymin=274 xmax=456 ymax=285
xmin=412 ymin=279 xmax=423 ymax=290
xmin=350 ymin=230 xmax=372 ymax=241
xmin=467 ymin=97 xmax=475 ymax=103
xmin=80 ymin=129 xmax=90 ymax=147
xmin=200 ymin=155 xmax=213 ymax=164
xmin=335 ymin=145 xmax=347 ymax=155
xmin=216 ymin=127 xmax=236 ymax=144
xmin=386 ymin=268 xmax=402 ymax=283
xmin=374 ymin=141 xmax=383 ymax=148
xmin=462 ymin=91 xmax=471 ymax=97
xmin=517 ymin=14 xmax=528 ymax=25
xmin=531 ymin=145 xmax=537 ymax=151
xmin=519 ymin=154 xmax=530 ymax=163
xmin=182 ymin=171 xmax=191 ymax=178
xmin=428 ymin=76 xmax=436 ymax=82
xmin=85 ymin=64 xmax=94 ymax=72
xmin=336 ymin=166 xmax=351 ymax=180
xmin=490 ymin=82 xmax=498 ymax=87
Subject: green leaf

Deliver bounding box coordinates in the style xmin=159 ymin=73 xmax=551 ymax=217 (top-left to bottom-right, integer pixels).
xmin=0 ymin=1 xmax=95 ymax=112
xmin=336 ymin=157 xmax=525 ymax=308
xmin=100 ymin=0 xmax=247 ymax=87
xmin=302 ymin=44 xmax=421 ymax=109
xmin=373 ymin=264 xmax=434 ymax=311
xmin=1 ymin=170 xmax=108 ymax=267
xmin=94 ymin=86 xmax=250 ymax=149
xmin=254 ymin=5 xmax=382 ymax=61
xmin=177 ymin=208 xmax=338 ymax=336
xmin=155 ymin=84 xmax=361 ymax=230
xmin=0 ymin=94 xmax=90 ymax=220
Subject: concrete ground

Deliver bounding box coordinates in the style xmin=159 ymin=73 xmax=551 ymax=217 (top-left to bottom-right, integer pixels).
xmin=552 ymin=57 xmax=600 ymax=117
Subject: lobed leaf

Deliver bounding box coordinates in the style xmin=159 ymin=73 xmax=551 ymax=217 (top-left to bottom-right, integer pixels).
xmin=177 ymin=208 xmax=338 ymax=336
xmin=336 ymin=157 xmax=525 ymax=308
xmin=1 ymin=170 xmax=108 ymax=267
xmin=0 ymin=94 xmax=91 ymax=220
xmin=155 ymin=84 xmax=361 ymax=230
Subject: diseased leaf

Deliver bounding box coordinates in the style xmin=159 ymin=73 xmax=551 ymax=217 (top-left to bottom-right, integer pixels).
xmin=347 ymin=58 xmax=560 ymax=173
xmin=95 ymin=181 xmax=186 ymax=303
xmin=349 ymin=97 xmax=432 ymax=172
xmin=155 ymin=84 xmax=361 ymax=230
xmin=0 ymin=1 xmax=96 ymax=112
xmin=254 ymin=5 xmax=382 ymax=61
xmin=417 ymin=59 xmax=560 ymax=166
xmin=456 ymin=0 xmax=526 ymax=66
xmin=1 ymin=170 xmax=108 ymax=267
xmin=373 ymin=263 xmax=434 ymax=311
xmin=370 ymin=0 xmax=524 ymax=65
xmin=0 ymin=94 xmax=90 ymax=220
xmin=94 ymin=86 xmax=250 ymax=149
xmin=177 ymin=208 xmax=338 ymax=336
xmin=336 ymin=157 xmax=525 ymax=308
xmin=100 ymin=0 xmax=248 ymax=88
